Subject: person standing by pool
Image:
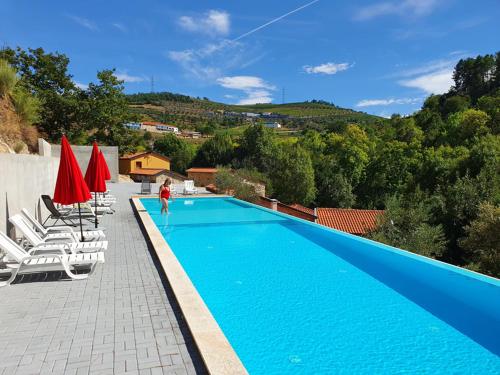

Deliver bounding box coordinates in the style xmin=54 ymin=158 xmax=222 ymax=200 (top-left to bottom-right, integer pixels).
xmin=159 ymin=178 xmax=174 ymax=215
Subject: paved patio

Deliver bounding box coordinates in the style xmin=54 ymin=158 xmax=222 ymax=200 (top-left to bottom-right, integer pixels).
xmin=0 ymin=183 xmax=207 ymax=375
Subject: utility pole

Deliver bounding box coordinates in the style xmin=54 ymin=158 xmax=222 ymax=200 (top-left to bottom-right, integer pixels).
xmin=282 ymin=87 xmax=285 ymax=104
xmin=151 ymin=75 xmax=155 ymax=93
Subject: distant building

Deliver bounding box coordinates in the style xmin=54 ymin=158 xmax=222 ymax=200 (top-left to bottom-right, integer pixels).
xmin=141 ymin=122 xmax=179 ymax=133
xmin=123 ymin=122 xmax=141 ymax=130
xmin=243 ymin=112 xmax=260 ymax=118
xmin=186 ymin=168 xmax=217 ymax=186
xmin=181 ymin=131 xmax=201 ymax=139
xmin=119 ymin=152 xmax=171 ymax=183
xmin=264 ymin=122 xmax=282 ymax=129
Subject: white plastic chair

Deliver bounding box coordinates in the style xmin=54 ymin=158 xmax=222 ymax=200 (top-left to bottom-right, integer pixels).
xmin=21 ymin=209 xmax=105 ymax=241
xmin=0 ymin=231 xmax=104 ymax=287
xmin=183 ymin=180 xmax=198 ymax=195
xmin=9 ymin=214 xmax=108 ymax=253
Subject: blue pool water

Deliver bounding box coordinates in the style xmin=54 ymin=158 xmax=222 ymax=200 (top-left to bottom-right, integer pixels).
xmin=141 ymin=197 xmax=500 ymax=374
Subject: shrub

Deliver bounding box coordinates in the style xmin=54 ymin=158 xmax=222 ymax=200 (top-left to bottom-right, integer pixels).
xmin=0 ymin=59 xmax=18 ymax=97
xmin=215 ymin=167 xmax=259 ymax=203
xmin=12 ymin=87 xmax=40 ymax=124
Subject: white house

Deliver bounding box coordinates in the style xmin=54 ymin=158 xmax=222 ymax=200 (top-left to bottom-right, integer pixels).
xmin=264 ymin=122 xmax=282 ymax=129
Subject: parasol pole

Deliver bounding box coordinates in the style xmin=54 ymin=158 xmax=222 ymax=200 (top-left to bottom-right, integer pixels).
xmin=94 ymin=194 xmax=98 ymax=228
xmin=78 ymin=203 xmax=85 ymax=242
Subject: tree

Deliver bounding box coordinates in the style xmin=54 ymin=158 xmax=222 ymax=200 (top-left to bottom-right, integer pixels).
xmin=314 ymin=160 xmax=355 ymax=207
xmin=448 ymin=109 xmax=490 ymax=145
xmin=0 ymin=47 xmax=82 ymax=140
xmin=84 ymin=70 xmax=131 ymax=145
xmin=324 ymin=124 xmax=371 ymax=186
xmin=441 ymin=95 xmax=470 ymax=118
xmin=270 ymin=144 xmax=316 ymax=205
xmin=192 ymin=133 xmax=234 ymax=167
xmin=238 ymin=124 xmax=278 ymax=173
xmin=460 ymin=203 xmax=500 ymax=277
xmin=215 ymin=167 xmax=260 ymax=203
xmin=154 ymin=133 xmax=183 ymax=156
xmin=369 ymin=194 xmax=447 ymax=259
xmin=171 ymin=143 xmax=196 ymax=173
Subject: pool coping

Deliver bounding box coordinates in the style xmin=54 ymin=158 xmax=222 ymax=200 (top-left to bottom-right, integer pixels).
xmin=131 ymin=196 xmax=248 ymax=375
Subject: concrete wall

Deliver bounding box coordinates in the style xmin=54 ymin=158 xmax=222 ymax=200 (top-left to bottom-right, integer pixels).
xmin=51 ymin=144 xmax=119 ymax=182
xmin=0 ymin=153 xmax=59 ymax=237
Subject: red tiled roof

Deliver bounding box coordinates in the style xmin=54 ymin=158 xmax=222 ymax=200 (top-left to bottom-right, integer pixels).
xmin=316 ymin=208 xmax=384 ymax=235
xmin=289 ymin=203 xmax=314 ymax=215
xmin=186 ymin=168 xmax=218 ymax=173
xmin=120 ymin=152 xmax=171 ymax=161
xmin=129 ymin=168 xmax=167 ymax=176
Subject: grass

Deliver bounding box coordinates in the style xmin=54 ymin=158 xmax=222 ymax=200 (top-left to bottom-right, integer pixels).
xmin=0 ymin=59 xmax=19 ymax=97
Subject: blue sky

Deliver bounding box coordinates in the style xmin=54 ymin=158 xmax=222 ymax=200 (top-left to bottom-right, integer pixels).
xmin=1 ymin=0 xmax=499 ymax=116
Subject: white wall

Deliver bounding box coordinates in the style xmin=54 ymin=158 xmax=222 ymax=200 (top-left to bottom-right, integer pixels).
xmin=0 ymin=152 xmax=59 ymax=237
xmin=50 ymin=144 xmax=119 ymax=182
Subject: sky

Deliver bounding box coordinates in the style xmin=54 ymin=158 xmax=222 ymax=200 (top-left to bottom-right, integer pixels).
xmin=1 ymin=0 xmax=499 ymax=116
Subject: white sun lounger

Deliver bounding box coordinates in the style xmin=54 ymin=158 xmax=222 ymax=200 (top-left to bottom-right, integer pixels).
xmin=183 ymin=180 xmax=198 ymax=195
xmin=21 ymin=209 xmax=105 ymax=241
xmin=0 ymin=231 xmax=104 ymax=287
xmin=9 ymin=215 xmax=108 ymax=253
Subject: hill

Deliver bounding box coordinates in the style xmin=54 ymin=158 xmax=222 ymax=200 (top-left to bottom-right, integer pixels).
xmin=126 ymin=93 xmax=381 ymax=131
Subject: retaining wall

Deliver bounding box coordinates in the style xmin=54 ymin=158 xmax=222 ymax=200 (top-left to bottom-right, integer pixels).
xmin=0 ymin=152 xmax=59 ymax=236
xmin=50 ymin=144 xmax=119 ymax=182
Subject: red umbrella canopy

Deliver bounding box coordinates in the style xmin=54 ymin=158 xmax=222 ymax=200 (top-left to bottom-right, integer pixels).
xmin=54 ymin=135 xmax=92 ymax=205
xmin=99 ymin=150 xmax=111 ymax=181
xmin=84 ymin=142 xmax=107 ymax=193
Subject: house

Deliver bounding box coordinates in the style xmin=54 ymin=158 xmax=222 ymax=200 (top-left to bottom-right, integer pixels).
xmin=186 ymin=168 xmax=217 ymax=186
xmin=123 ymin=122 xmax=141 ymax=130
xmin=140 ymin=122 xmax=179 ymax=134
xmin=316 ymin=208 xmax=384 ymax=235
xmin=264 ymin=122 xmax=282 ymax=129
xmin=119 ymin=152 xmax=171 ymax=183
xmin=181 ymin=131 xmax=201 ymax=139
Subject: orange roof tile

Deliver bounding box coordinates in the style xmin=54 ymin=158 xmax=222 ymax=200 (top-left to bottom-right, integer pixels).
xmin=289 ymin=203 xmax=314 ymax=215
xmin=316 ymin=208 xmax=384 ymax=235
xmin=186 ymin=168 xmax=218 ymax=173
xmin=129 ymin=168 xmax=167 ymax=176
xmin=120 ymin=152 xmax=171 ymax=161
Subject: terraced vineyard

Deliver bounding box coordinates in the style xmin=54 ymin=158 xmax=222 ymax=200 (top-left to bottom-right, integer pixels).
xmin=126 ymin=92 xmax=382 ymax=131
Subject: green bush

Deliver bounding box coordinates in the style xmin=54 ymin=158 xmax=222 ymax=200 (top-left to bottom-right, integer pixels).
xmin=0 ymin=59 xmax=18 ymax=97
xmin=12 ymin=87 xmax=40 ymax=124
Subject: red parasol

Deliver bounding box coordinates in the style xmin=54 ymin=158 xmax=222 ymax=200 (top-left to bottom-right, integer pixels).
xmin=99 ymin=151 xmax=111 ymax=181
xmin=53 ymin=135 xmax=91 ymax=240
xmin=85 ymin=142 xmax=107 ymax=228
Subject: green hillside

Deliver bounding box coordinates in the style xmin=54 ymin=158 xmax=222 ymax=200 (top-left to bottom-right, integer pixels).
xmin=126 ymin=93 xmax=381 ymax=130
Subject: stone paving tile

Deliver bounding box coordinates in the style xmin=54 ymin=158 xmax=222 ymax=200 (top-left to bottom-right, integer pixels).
xmin=0 ymin=183 xmax=206 ymax=375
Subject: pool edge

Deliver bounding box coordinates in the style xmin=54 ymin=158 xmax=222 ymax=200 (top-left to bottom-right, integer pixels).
xmin=131 ymin=196 xmax=248 ymax=375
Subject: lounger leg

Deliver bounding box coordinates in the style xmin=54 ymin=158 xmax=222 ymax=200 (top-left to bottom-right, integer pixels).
xmin=0 ymin=269 xmax=18 ymax=287
xmin=61 ymin=260 xmax=92 ymax=280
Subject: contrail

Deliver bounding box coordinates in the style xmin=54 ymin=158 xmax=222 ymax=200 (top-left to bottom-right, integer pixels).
xmin=233 ymin=0 xmax=320 ymax=42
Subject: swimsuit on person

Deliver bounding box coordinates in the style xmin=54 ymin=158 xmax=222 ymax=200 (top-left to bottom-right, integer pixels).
xmin=160 ymin=187 xmax=170 ymax=200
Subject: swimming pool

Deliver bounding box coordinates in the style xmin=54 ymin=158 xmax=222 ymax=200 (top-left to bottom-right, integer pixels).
xmin=140 ymin=197 xmax=500 ymax=374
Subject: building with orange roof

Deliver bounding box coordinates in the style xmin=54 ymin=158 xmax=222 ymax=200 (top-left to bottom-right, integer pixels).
xmin=316 ymin=208 xmax=384 ymax=235
xmin=119 ymin=151 xmax=171 ymax=182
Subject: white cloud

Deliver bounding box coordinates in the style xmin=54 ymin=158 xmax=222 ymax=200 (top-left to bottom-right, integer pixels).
xmin=217 ymin=76 xmax=275 ymax=91
xmin=166 ymin=40 xmax=246 ymax=81
xmin=217 ymin=76 xmax=275 ymax=105
xmin=68 ymin=15 xmax=98 ymax=31
xmin=178 ymin=10 xmax=230 ymax=36
xmin=303 ymin=62 xmax=352 ymax=75
xmin=115 ymin=72 xmax=146 ymax=83
xmin=112 ymin=23 xmax=127 ymax=33
xmin=399 ymin=69 xmax=454 ymax=94
xmin=356 ymin=97 xmax=422 ymax=107
xmin=74 ymin=81 xmax=88 ymax=90
xmin=354 ymin=0 xmax=439 ymax=21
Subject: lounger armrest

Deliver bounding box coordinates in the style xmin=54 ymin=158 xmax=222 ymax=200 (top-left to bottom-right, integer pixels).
xmin=46 ymin=226 xmax=74 ymax=233
xmin=30 ymin=242 xmax=74 ymax=254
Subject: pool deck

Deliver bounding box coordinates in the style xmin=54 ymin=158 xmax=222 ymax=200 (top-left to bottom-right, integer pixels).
xmin=0 ymin=183 xmax=207 ymax=375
